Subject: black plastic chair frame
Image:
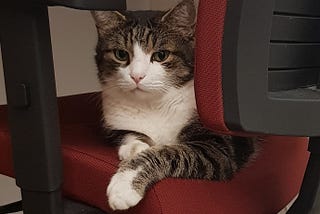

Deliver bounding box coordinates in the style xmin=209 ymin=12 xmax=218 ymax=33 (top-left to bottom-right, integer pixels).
xmin=222 ymin=0 xmax=320 ymax=136
xmin=0 ymin=0 xmax=320 ymax=213
xmin=0 ymin=1 xmax=126 ymax=213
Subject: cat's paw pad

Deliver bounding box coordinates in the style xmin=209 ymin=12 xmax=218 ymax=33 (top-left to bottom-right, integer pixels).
xmin=118 ymin=141 xmax=150 ymax=160
xmin=107 ymin=170 xmax=143 ymax=210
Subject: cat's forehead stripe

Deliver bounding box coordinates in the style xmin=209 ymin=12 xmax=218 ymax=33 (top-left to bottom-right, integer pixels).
xmin=133 ymin=43 xmax=151 ymax=61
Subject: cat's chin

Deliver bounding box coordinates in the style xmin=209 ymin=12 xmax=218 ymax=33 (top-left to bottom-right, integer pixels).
xmin=128 ymin=88 xmax=162 ymax=100
xmin=131 ymin=88 xmax=147 ymax=93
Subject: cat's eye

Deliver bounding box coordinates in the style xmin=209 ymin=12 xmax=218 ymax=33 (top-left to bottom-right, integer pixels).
xmin=151 ymin=50 xmax=170 ymax=62
xmin=113 ymin=49 xmax=129 ymax=62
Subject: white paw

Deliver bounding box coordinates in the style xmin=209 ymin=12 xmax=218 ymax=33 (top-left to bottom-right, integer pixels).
xmin=118 ymin=137 xmax=150 ymax=160
xmin=107 ymin=170 xmax=143 ymax=210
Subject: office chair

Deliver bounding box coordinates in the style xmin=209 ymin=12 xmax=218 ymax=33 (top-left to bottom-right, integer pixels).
xmin=0 ymin=0 xmax=318 ymax=213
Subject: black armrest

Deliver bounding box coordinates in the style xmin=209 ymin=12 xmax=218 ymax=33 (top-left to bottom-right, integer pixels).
xmin=0 ymin=0 xmax=126 ymax=213
xmin=0 ymin=2 xmax=63 ymax=213
xmin=222 ymin=0 xmax=320 ymax=136
xmin=48 ymin=0 xmax=126 ymax=10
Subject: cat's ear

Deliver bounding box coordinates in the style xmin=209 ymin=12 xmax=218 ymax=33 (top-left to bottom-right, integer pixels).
xmin=161 ymin=0 xmax=196 ymax=36
xmin=91 ymin=11 xmax=126 ymax=33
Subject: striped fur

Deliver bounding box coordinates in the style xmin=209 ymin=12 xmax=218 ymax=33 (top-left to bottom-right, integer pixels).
xmin=92 ymin=0 xmax=258 ymax=210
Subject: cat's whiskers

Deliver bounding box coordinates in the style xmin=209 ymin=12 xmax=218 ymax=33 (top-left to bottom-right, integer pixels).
xmin=102 ymin=84 xmax=123 ymax=91
xmin=86 ymin=93 xmax=102 ymax=108
xmin=116 ymin=79 xmax=135 ymax=89
xmin=139 ymin=84 xmax=169 ymax=93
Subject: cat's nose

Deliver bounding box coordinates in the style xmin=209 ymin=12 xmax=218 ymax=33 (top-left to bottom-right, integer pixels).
xmin=130 ymin=74 xmax=146 ymax=84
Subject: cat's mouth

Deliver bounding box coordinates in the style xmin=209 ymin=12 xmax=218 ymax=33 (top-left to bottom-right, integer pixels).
xmin=131 ymin=87 xmax=148 ymax=93
xmin=129 ymin=83 xmax=151 ymax=93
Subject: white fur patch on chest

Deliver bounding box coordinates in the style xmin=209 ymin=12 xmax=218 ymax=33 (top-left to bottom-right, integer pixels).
xmin=102 ymin=81 xmax=196 ymax=145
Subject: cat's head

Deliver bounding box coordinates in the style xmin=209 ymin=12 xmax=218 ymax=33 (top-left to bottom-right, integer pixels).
xmin=92 ymin=0 xmax=196 ymax=100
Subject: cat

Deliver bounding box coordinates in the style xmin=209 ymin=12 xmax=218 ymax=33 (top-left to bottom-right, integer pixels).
xmin=91 ymin=0 xmax=257 ymax=211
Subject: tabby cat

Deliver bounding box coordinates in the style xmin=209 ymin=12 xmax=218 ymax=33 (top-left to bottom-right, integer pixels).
xmin=91 ymin=0 xmax=257 ymax=210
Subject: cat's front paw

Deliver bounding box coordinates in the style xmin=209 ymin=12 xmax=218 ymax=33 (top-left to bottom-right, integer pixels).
xmin=118 ymin=140 xmax=150 ymax=160
xmin=107 ymin=170 xmax=143 ymax=210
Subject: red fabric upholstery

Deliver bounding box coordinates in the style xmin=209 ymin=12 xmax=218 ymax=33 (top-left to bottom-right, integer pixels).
xmin=195 ymin=0 xmax=230 ymax=134
xmin=0 ymin=93 xmax=309 ymax=214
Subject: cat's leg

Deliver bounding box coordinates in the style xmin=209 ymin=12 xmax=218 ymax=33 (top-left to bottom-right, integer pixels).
xmin=104 ymin=130 xmax=154 ymax=160
xmin=107 ymin=168 xmax=143 ymax=210
xmin=107 ymin=136 xmax=257 ymax=210
xmin=118 ymin=134 xmax=151 ymax=160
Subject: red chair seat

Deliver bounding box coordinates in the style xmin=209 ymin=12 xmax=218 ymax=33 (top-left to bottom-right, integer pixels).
xmin=0 ymin=93 xmax=309 ymax=214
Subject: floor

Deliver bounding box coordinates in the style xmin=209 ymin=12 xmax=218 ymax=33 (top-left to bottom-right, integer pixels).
xmin=0 ymin=175 xmax=22 ymax=214
xmin=0 ymin=174 xmax=294 ymax=214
